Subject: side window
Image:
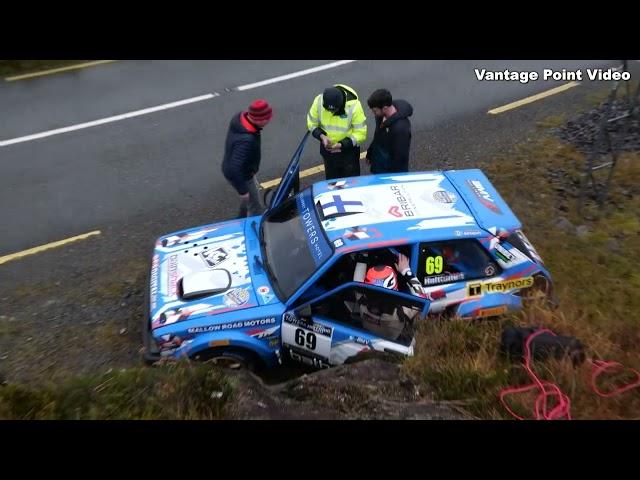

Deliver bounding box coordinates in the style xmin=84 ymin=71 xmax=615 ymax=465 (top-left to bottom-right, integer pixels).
xmin=417 ymin=240 xmax=500 ymax=287
xmin=310 ymin=285 xmax=425 ymax=346
xmin=311 ymin=246 xmax=412 ymax=294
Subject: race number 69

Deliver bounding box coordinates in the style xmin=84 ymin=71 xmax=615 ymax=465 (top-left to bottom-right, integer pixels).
xmin=295 ymin=328 xmax=316 ymax=350
xmin=425 ymin=255 xmax=443 ymax=275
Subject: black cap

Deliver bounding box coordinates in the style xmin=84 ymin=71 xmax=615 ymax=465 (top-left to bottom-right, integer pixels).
xmin=323 ymin=87 xmax=344 ymax=112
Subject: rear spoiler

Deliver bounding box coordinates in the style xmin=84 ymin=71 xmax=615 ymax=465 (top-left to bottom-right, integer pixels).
xmin=444 ymin=169 xmax=521 ymax=233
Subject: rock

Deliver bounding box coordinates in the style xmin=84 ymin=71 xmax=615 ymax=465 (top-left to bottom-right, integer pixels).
xmin=576 ymin=225 xmax=590 ymax=237
xmin=119 ymin=328 xmax=127 ymax=335
xmin=605 ymin=239 xmax=621 ymax=252
xmin=554 ymin=217 xmax=575 ymax=232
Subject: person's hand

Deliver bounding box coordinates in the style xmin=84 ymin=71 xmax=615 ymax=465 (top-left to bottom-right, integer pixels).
xmin=239 ymin=192 xmax=250 ymax=201
xmin=395 ymin=253 xmax=410 ymax=274
xmin=327 ymin=142 xmax=342 ymax=153
xmin=320 ymin=135 xmax=331 ymax=148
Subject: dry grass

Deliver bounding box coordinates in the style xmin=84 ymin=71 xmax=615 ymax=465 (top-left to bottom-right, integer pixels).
xmin=404 ymin=131 xmax=640 ymax=419
xmin=0 ymin=360 xmax=231 ymax=419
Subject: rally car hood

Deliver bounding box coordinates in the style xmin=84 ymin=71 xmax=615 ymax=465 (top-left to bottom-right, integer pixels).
xmin=149 ymin=218 xmax=276 ymax=331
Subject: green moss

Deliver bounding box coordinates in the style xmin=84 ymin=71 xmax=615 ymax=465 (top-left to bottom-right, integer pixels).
xmin=0 ymin=361 xmax=232 ymax=419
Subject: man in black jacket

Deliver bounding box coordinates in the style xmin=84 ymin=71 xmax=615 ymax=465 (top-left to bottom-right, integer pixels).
xmin=221 ymin=100 xmax=272 ymax=218
xmin=365 ymin=89 xmax=414 ymax=174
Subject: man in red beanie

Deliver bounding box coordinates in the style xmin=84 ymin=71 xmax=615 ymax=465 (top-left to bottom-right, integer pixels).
xmin=222 ymin=99 xmax=273 ymax=217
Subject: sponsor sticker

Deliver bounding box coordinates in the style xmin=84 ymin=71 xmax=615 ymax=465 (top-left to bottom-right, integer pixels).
xmin=333 ymin=238 xmax=344 ymax=248
xmin=327 ymin=180 xmax=349 ymax=190
xmin=433 ymin=190 xmax=456 ymax=204
xmin=494 ymin=243 xmax=516 ymax=262
xmin=466 ymin=179 xmax=502 ymax=214
xmin=150 ymin=254 xmax=160 ymax=311
xmin=257 ymin=285 xmax=275 ymax=304
xmin=187 ymin=317 xmax=276 ymax=334
xmin=484 ymin=265 xmax=496 ymax=276
xmin=389 ymin=185 xmax=416 ymax=217
xmin=167 ymin=255 xmax=179 ymax=297
xmin=297 ymin=190 xmax=332 ymax=266
xmin=468 ymin=277 xmax=534 ymax=296
xmin=478 ymin=306 xmax=508 ymax=317
xmin=424 ymin=272 xmax=465 ymax=286
xmin=200 ymin=247 xmax=229 ymax=268
xmin=454 ymin=229 xmax=482 ymax=237
xmin=224 ymin=287 xmax=250 ymax=307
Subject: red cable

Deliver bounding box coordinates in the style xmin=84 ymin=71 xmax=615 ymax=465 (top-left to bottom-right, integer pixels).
xmin=500 ymin=329 xmax=572 ymax=420
xmin=500 ymin=329 xmax=640 ymax=419
xmin=589 ymin=359 xmax=640 ymax=398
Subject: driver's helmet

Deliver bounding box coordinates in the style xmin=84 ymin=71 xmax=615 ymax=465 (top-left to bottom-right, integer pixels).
xmin=442 ymin=246 xmax=461 ymax=264
xmin=364 ymin=265 xmax=398 ymax=291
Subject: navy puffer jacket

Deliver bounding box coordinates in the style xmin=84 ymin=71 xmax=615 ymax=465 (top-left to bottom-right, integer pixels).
xmin=221 ymin=112 xmax=261 ymax=195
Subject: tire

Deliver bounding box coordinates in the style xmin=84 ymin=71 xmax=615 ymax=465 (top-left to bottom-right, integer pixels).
xmin=192 ymin=347 xmax=260 ymax=372
xmin=521 ymin=274 xmax=558 ymax=309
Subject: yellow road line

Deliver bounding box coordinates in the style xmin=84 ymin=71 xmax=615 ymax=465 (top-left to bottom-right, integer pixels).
xmin=5 ymin=60 xmax=117 ymax=82
xmin=260 ymin=151 xmax=367 ymax=189
xmin=0 ymin=230 xmax=101 ymax=266
xmin=488 ymin=82 xmax=580 ymax=115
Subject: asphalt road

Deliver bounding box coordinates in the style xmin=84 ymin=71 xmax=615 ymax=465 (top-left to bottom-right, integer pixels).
xmin=0 ymin=60 xmax=618 ymax=256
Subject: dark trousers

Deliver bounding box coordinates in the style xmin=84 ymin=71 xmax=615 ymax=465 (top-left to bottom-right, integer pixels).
xmin=321 ymin=146 xmax=361 ymax=180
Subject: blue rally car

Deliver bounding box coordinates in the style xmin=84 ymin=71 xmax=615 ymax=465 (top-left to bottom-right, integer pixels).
xmin=143 ymin=134 xmax=553 ymax=370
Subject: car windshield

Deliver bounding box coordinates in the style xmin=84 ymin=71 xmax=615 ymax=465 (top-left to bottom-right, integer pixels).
xmin=261 ymin=187 xmax=333 ymax=300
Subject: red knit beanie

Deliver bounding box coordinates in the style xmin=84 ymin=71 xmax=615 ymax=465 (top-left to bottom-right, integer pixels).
xmin=247 ymin=99 xmax=273 ymax=122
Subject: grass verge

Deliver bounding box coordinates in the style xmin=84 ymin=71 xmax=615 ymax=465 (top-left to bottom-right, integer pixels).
xmin=404 ymin=128 xmax=640 ymax=419
xmin=0 ymin=361 xmax=231 ymax=419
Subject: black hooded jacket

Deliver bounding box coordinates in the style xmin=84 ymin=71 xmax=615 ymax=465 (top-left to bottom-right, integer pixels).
xmin=366 ymin=99 xmax=413 ymax=173
xmin=221 ymin=112 xmax=262 ymax=195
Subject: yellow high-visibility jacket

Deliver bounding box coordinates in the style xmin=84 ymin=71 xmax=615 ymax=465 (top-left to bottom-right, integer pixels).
xmin=307 ymin=84 xmax=367 ymax=148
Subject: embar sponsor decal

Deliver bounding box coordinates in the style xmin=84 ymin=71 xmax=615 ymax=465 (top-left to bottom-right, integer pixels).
xmin=468 ymin=277 xmax=534 ymax=296
xmin=466 ymin=179 xmax=502 ymax=214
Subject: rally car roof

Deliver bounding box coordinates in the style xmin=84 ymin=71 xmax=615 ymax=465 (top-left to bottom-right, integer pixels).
xmin=312 ymin=169 xmax=522 ymax=249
